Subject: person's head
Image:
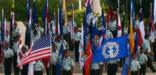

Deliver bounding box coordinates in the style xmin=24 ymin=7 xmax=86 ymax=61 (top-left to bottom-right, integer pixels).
xmin=4 ymin=42 xmax=9 ymax=49
xmin=63 ymin=50 xmax=70 ymax=58
xmin=14 ymin=22 xmax=17 ymax=29
xmin=22 ymin=45 xmax=28 ymax=53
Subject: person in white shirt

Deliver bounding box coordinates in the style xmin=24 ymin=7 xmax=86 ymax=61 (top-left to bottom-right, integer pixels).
xmin=12 ymin=36 xmax=21 ymax=75
xmin=73 ymin=27 xmax=81 ymax=62
xmin=51 ymin=44 xmax=59 ymax=75
xmin=138 ymin=47 xmax=148 ymax=75
xmin=34 ymin=60 xmax=44 ymax=75
xmin=62 ymin=50 xmax=74 ymax=75
xmin=130 ymin=55 xmax=141 ymax=75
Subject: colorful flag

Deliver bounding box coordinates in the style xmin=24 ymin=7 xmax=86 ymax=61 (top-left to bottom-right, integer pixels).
xmin=62 ymin=0 xmax=67 ymax=25
xmin=138 ymin=8 xmax=145 ymax=43
xmin=58 ymin=0 xmax=63 ymax=35
xmin=117 ymin=9 xmax=122 ymax=37
xmin=18 ymin=35 xmax=51 ymax=66
xmin=99 ymin=9 xmax=106 ymax=46
xmin=149 ymin=3 xmax=155 ymax=42
xmin=84 ymin=40 xmax=92 ymax=75
xmin=10 ymin=0 xmax=15 ymax=47
xmin=92 ymin=35 xmax=128 ymax=63
xmin=43 ymin=0 xmax=50 ymax=35
xmin=32 ymin=0 xmax=37 ymax=23
xmin=25 ymin=9 xmax=32 ymax=48
xmin=129 ymin=0 xmax=135 ymax=54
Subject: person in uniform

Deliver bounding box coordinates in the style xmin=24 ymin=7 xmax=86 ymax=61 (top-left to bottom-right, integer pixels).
xmin=62 ymin=50 xmax=74 ymax=75
xmin=73 ymin=27 xmax=81 ymax=62
xmin=3 ymin=42 xmax=14 ymax=75
xmin=12 ymin=36 xmax=21 ymax=75
xmin=51 ymin=44 xmax=59 ymax=75
xmin=31 ymin=24 xmax=41 ymax=44
xmin=130 ymin=55 xmax=141 ymax=75
xmin=138 ymin=47 xmax=148 ymax=75
xmin=143 ymin=35 xmax=156 ymax=73
xmin=34 ymin=60 xmax=45 ymax=75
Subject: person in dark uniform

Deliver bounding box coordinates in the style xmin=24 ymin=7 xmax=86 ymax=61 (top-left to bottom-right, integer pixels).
xmin=62 ymin=50 xmax=74 ymax=75
xmin=3 ymin=42 xmax=14 ymax=75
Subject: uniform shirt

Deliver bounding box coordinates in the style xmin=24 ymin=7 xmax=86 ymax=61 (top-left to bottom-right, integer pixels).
xmin=73 ymin=31 xmax=81 ymax=42
xmin=12 ymin=42 xmax=20 ymax=53
xmin=55 ymin=40 xmax=68 ymax=51
xmin=138 ymin=53 xmax=148 ymax=64
xmin=51 ymin=50 xmax=59 ymax=65
xmin=90 ymin=63 xmax=100 ymax=70
xmin=62 ymin=57 xmax=74 ymax=71
xmin=142 ymin=39 xmax=151 ymax=53
xmin=34 ymin=61 xmax=44 ymax=71
xmin=3 ymin=48 xmax=14 ymax=58
xmin=130 ymin=59 xmax=141 ymax=71
xmin=31 ymin=30 xmax=41 ymax=44
xmin=106 ymin=30 xmax=113 ymax=39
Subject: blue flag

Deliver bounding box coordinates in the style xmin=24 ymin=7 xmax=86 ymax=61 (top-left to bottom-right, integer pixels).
xmin=92 ymin=35 xmax=128 ymax=63
xmin=32 ymin=0 xmax=37 ymax=23
xmin=26 ymin=0 xmax=30 ymax=19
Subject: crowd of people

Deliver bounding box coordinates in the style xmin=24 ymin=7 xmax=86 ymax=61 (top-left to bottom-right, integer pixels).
xmin=0 ymin=6 xmax=156 ymax=75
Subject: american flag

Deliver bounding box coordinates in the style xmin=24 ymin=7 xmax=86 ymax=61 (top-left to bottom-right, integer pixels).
xmin=18 ymin=35 xmax=51 ymax=66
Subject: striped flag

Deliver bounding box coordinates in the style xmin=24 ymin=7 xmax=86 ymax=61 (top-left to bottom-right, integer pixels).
xmin=138 ymin=8 xmax=145 ymax=46
xmin=18 ymin=35 xmax=51 ymax=66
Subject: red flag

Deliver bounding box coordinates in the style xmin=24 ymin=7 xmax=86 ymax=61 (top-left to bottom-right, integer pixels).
xmin=84 ymin=40 xmax=92 ymax=75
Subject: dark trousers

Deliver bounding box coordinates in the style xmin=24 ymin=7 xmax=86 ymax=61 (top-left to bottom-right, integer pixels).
xmin=131 ymin=71 xmax=138 ymax=75
xmin=13 ymin=53 xmax=20 ymax=75
xmin=34 ymin=71 xmax=43 ymax=75
xmin=107 ymin=63 xmax=118 ymax=75
xmin=154 ymin=40 xmax=156 ymax=61
xmin=4 ymin=57 xmax=12 ymax=75
xmin=140 ymin=64 xmax=146 ymax=75
xmin=62 ymin=70 xmax=72 ymax=75
xmin=75 ymin=41 xmax=80 ymax=62
xmin=147 ymin=56 xmax=156 ymax=72
xmin=90 ymin=69 xmax=100 ymax=75
xmin=52 ymin=64 xmax=57 ymax=75
xmin=21 ymin=64 xmax=29 ymax=75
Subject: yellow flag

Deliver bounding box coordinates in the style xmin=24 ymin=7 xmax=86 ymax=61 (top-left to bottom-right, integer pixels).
xmin=62 ymin=0 xmax=67 ymax=25
xmin=129 ymin=20 xmax=135 ymax=54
